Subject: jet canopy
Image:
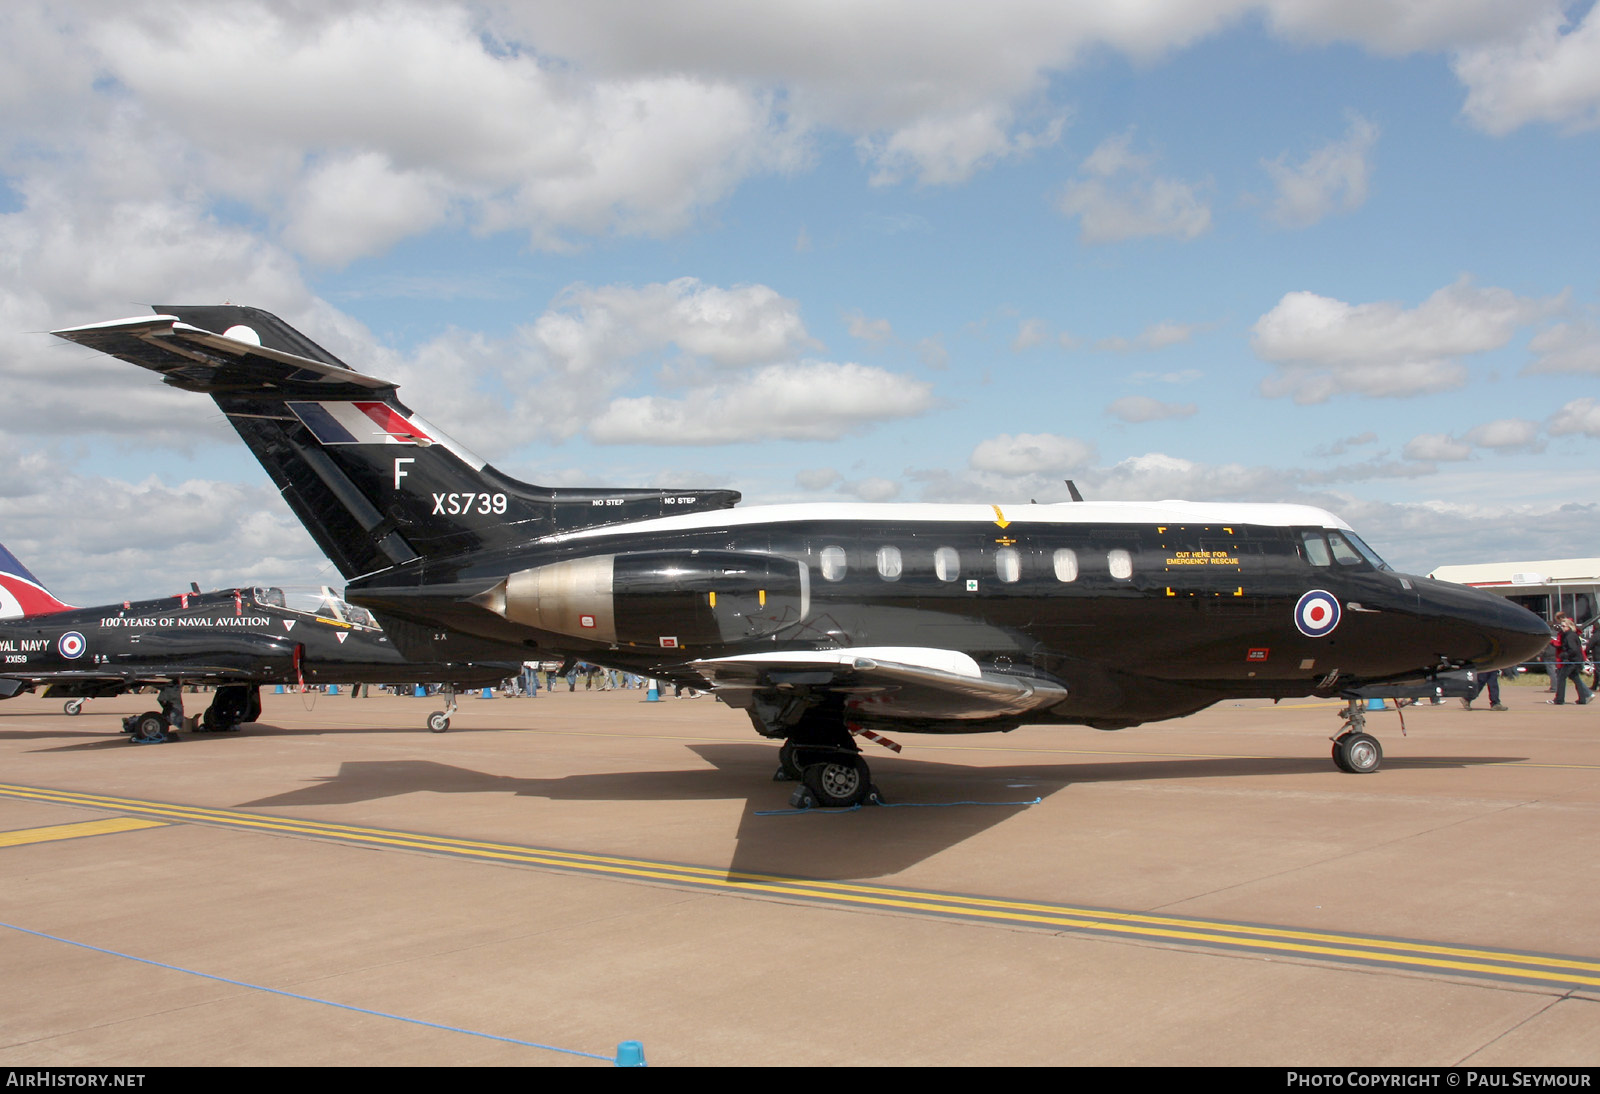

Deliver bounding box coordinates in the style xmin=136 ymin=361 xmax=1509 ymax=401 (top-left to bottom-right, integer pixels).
xmin=252 ymin=587 xmax=380 ymax=630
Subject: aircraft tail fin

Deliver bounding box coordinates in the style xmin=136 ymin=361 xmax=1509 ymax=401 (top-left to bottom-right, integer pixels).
xmin=0 ymin=542 xmax=77 ymax=619
xmin=52 ymin=307 xmax=740 ymax=580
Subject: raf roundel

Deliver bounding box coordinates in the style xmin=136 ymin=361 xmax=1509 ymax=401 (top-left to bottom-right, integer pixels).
xmin=58 ymin=631 xmax=87 ymax=659
xmin=1294 ymin=591 xmax=1341 ymax=638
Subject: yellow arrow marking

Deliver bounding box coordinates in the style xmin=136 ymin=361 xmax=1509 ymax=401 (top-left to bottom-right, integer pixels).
xmin=991 ymin=504 xmax=1010 ymax=529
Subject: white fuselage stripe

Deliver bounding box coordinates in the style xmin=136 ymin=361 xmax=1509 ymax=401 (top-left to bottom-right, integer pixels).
xmin=539 ymin=500 xmax=1351 ymax=546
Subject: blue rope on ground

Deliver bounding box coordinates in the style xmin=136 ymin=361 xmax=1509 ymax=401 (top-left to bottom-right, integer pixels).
xmin=0 ymin=920 xmax=627 ymax=1065
xmin=756 ymin=796 xmax=1042 ymax=815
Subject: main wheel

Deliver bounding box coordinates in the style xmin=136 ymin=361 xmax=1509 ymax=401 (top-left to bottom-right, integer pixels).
xmin=131 ymin=712 xmax=167 ymax=742
xmin=775 ymin=740 xmax=804 ymax=782
xmin=1331 ymin=740 xmax=1352 ymax=773
xmin=801 ymin=755 xmax=871 ymax=807
xmin=427 ymin=711 xmax=451 ymax=733
xmin=1336 ymin=732 xmax=1382 ymax=774
xmin=63 ymin=699 xmax=83 ymax=716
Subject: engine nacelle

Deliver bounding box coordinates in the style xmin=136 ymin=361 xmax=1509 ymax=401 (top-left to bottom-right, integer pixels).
xmin=480 ymin=551 xmax=809 ymax=649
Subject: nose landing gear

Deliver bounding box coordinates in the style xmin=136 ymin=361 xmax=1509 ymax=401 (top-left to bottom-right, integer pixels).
xmin=1331 ymin=700 xmax=1384 ymax=773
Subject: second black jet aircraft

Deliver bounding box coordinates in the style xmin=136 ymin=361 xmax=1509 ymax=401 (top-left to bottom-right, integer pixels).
xmin=0 ymin=542 xmax=518 ymax=739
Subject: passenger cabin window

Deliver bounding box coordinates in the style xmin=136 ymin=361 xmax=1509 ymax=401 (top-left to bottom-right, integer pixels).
xmin=876 ymin=546 xmax=903 ymax=581
xmin=1052 ymin=548 xmax=1079 ymax=582
xmin=1301 ymin=533 xmax=1332 ymax=567
xmin=934 ymin=546 xmax=960 ymax=582
xmin=995 ymin=547 xmax=1021 ymax=584
xmin=820 ymin=546 xmax=847 ymax=582
xmin=1108 ymin=549 xmax=1133 ymax=580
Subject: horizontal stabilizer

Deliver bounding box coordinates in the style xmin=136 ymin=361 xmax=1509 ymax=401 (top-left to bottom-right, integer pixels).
xmin=52 ymin=314 xmax=393 ymax=399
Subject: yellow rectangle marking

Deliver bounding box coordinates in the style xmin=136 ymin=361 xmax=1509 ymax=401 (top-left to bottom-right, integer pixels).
xmin=0 ymin=817 xmax=169 ymax=848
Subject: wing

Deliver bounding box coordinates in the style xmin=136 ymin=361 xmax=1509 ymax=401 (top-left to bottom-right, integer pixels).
xmin=690 ymin=646 xmax=1068 ymax=726
xmin=0 ymin=665 xmax=269 ymax=700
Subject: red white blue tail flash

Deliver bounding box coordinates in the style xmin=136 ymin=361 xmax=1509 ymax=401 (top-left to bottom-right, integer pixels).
xmin=0 ymin=543 xmax=76 ymax=620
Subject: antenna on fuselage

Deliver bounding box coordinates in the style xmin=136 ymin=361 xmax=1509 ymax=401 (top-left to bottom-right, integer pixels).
xmin=1064 ymin=480 xmax=1084 ymax=502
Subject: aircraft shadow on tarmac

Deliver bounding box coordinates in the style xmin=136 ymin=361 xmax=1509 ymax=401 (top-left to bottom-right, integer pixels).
xmin=230 ymin=742 xmax=1531 ymax=882
xmin=10 ymin=720 xmax=491 ymax=751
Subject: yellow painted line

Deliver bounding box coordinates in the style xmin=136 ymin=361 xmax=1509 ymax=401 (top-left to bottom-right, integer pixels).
xmin=2 ymin=783 xmax=1597 ymax=990
xmin=0 ymin=817 xmax=169 ymax=847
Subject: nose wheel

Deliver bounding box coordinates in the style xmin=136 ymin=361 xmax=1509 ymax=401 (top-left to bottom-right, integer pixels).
xmin=427 ymin=687 xmax=458 ymax=733
xmin=1331 ymin=700 xmax=1384 ymax=773
xmin=1332 ymin=731 xmax=1383 ymax=773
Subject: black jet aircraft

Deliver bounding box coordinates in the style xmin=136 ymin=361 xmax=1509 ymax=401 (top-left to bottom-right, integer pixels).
xmin=52 ymin=307 xmax=1551 ymax=801
xmin=0 ymin=541 xmax=516 ymax=739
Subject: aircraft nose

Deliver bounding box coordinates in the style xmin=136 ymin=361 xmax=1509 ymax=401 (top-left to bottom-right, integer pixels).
xmin=1420 ymin=579 xmax=1551 ymax=670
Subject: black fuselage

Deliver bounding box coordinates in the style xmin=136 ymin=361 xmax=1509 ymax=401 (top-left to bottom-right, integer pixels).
xmin=345 ymin=505 xmax=1552 ymax=729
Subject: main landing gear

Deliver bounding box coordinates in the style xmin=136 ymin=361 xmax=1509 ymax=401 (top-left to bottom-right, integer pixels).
xmin=195 ymin=684 xmax=261 ymax=733
xmin=1331 ymin=700 xmax=1384 ymax=774
xmin=760 ymin=702 xmax=884 ymax=808
xmin=123 ymin=710 xmax=171 ymax=743
xmin=123 ymin=681 xmax=189 ymax=743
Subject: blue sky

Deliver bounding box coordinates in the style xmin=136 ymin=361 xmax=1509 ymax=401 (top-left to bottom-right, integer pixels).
xmin=2 ymin=1 xmax=1599 ymax=604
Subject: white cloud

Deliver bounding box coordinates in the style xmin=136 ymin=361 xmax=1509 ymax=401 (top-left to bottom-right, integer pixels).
xmin=1525 ymin=320 xmax=1600 ymax=374
xmin=1263 ymin=0 xmax=1543 ymax=55
xmin=587 ymin=361 xmax=936 ymax=444
xmin=1058 ymin=131 xmax=1210 ymax=245
xmin=2 ymin=1 xmax=1585 ymax=276
xmin=841 ymin=477 xmax=902 ymax=502
xmin=795 ymin=467 xmax=843 ymax=490
xmin=1106 ymin=396 xmax=1198 ymax=423
xmin=1130 ymin=367 xmax=1205 ymax=385
xmin=860 ymin=109 xmax=1063 ymax=187
xmin=283 ymin=152 xmax=453 ymax=267
xmin=1464 ymin=417 xmax=1543 ymax=450
xmin=1011 ymin=318 xmax=1051 ymax=351
xmin=1095 ymin=320 xmax=1203 ymax=352
xmin=1548 ymin=397 xmax=1600 ymax=437
xmin=358 ymin=277 xmax=824 ymax=458
xmin=531 ymin=278 xmax=815 ymax=373
xmin=1312 ymin=431 xmax=1378 ymax=457
xmin=969 ymin=433 xmax=1096 ymax=475
xmin=1403 ymin=433 xmax=1474 ymax=461
xmin=14 ymin=3 xmax=807 ymax=262
xmin=0 ymin=440 xmax=325 ymax=606
xmin=845 ymin=310 xmax=894 ymax=343
xmin=1262 ymin=113 xmax=1379 ymax=227
xmin=1454 ymin=6 xmax=1600 ymax=135
xmin=1252 ymin=275 xmax=1562 ymax=403
xmin=0 ymin=186 xmax=328 ymax=444
xmin=916 ymin=336 xmax=950 ymax=369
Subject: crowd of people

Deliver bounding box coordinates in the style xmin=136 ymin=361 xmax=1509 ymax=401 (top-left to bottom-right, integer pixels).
xmin=1464 ymin=612 xmax=1595 ymax=710
xmin=1544 ymin=613 xmax=1596 ymax=706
